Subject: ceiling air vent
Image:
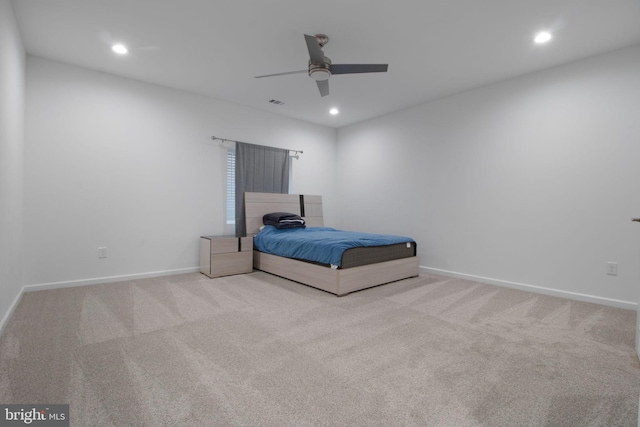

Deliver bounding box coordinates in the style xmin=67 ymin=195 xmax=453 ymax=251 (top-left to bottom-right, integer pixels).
xmin=268 ymin=99 xmax=285 ymax=105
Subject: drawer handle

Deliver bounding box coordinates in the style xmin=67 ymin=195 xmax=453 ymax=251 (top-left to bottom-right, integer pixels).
xmin=633 ymin=218 xmax=640 ymax=222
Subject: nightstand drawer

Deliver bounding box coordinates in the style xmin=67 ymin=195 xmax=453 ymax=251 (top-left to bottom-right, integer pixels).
xmin=211 ymin=237 xmax=239 ymax=254
xmin=200 ymin=235 xmax=253 ymax=278
xmin=210 ymin=251 xmax=252 ymax=277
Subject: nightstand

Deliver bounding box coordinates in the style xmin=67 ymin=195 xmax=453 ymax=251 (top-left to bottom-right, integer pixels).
xmin=199 ymin=235 xmax=253 ymax=278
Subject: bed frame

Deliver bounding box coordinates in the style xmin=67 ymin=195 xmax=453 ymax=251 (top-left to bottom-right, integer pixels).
xmin=245 ymin=192 xmax=420 ymax=296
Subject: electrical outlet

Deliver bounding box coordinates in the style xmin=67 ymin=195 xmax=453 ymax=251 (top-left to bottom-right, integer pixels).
xmin=606 ymin=261 xmax=617 ymax=276
xmin=98 ymin=247 xmax=107 ymax=259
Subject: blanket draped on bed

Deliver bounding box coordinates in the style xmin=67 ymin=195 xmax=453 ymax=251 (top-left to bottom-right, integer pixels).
xmin=253 ymin=225 xmax=415 ymax=267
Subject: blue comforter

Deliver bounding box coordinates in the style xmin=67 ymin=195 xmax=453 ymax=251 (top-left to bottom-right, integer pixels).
xmin=253 ymin=226 xmax=415 ymax=267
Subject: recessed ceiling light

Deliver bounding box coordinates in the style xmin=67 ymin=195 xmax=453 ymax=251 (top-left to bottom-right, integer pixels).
xmin=329 ymin=108 xmax=339 ymax=115
xmin=112 ymin=44 xmax=128 ymax=54
xmin=534 ymin=31 xmax=552 ymax=44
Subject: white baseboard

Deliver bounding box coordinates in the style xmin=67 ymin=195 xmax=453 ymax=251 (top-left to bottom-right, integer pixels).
xmin=0 ymin=286 xmax=26 ymax=337
xmin=23 ymin=267 xmax=201 ymax=292
xmin=420 ymin=266 xmax=636 ymax=310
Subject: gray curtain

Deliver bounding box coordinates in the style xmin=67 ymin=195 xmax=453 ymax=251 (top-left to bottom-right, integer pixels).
xmin=235 ymin=142 xmax=290 ymax=236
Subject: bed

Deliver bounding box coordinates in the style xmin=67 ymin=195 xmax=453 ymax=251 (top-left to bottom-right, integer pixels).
xmin=245 ymin=192 xmax=420 ymax=295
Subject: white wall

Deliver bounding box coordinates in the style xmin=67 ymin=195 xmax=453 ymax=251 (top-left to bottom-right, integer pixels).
xmin=337 ymin=45 xmax=640 ymax=307
xmin=23 ymin=56 xmax=337 ymax=287
xmin=0 ymin=0 xmax=25 ymax=328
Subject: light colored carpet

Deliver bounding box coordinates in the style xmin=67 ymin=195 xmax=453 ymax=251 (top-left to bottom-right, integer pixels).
xmin=1 ymin=272 xmax=639 ymax=426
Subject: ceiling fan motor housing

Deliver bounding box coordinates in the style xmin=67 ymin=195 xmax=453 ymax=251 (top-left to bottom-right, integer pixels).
xmin=309 ymin=57 xmax=332 ymax=81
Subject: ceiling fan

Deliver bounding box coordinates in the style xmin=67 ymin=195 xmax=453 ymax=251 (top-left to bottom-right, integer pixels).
xmin=255 ymin=34 xmax=388 ymax=97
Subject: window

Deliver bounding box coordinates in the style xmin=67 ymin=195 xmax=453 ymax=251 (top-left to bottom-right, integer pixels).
xmin=226 ymin=148 xmax=235 ymax=224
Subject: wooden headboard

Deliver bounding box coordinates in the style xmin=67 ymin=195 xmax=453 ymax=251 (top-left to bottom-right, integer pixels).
xmin=244 ymin=192 xmax=323 ymax=236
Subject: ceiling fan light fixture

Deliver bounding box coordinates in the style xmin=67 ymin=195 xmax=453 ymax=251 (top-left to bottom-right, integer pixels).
xmin=309 ymin=68 xmax=331 ymax=81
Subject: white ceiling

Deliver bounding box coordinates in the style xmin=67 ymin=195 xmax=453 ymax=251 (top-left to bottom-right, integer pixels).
xmin=11 ymin=0 xmax=640 ymax=128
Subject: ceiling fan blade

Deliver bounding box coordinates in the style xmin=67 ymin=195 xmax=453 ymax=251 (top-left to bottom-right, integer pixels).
xmin=304 ymin=34 xmax=326 ymax=65
xmin=255 ymin=70 xmax=307 ymax=79
xmin=331 ymin=64 xmax=388 ymax=75
xmin=316 ymin=80 xmax=329 ymax=97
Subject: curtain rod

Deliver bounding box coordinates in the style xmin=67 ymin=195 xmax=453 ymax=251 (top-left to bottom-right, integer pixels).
xmin=211 ymin=136 xmax=303 ymax=155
